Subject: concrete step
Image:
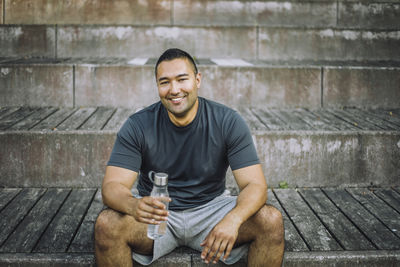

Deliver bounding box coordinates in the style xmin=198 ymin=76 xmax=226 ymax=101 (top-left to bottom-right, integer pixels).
xmin=0 ymin=187 xmax=399 ymax=266
xmin=2 ymin=0 xmax=399 ymax=30
xmin=0 ymin=106 xmax=399 ymax=188
xmin=1 ymin=58 xmax=399 ymax=109
xmin=1 ymin=24 xmax=399 ymax=61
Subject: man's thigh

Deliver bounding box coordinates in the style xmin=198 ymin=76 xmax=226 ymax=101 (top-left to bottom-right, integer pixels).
xmin=96 ymin=208 xmax=154 ymax=255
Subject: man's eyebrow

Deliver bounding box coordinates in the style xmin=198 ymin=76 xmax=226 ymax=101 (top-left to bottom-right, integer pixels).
xmin=158 ymin=73 xmax=189 ymax=82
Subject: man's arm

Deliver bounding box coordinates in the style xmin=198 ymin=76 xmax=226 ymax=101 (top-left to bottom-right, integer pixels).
xmin=102 ymin=166 xmax=169 ymax=224
xmin=201 ymin=164 xmax=267 ymax=264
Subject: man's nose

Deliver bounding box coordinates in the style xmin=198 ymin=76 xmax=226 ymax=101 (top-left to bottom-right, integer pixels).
xmin=170 ymin=81 xmax=180 ymax=94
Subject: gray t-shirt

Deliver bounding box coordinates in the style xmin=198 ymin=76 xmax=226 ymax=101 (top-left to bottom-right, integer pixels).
xmin=107 ymin=97 xmax=259 ymax=210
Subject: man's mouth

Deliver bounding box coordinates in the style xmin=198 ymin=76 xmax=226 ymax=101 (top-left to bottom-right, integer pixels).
xmin=169 ymin=96 xmax=185 ymax=104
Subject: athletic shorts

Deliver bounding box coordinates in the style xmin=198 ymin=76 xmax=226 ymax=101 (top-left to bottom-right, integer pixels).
xmin=132 ymin=193 xmax=249 ymax=265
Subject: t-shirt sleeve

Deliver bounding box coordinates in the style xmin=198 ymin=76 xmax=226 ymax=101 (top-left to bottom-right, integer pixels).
xmin=224 ymin=111 xmax=260 ymax=170
xmin=107 ymin=117 xmax=143 ymax=172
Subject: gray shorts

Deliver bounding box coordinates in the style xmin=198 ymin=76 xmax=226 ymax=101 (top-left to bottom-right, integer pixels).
xmin=132 ymin=194 xmax=249 ymax=265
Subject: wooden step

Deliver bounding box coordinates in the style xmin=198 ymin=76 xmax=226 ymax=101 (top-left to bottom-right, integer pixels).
xmin=0 ymin=187 xmax=399 ymax=266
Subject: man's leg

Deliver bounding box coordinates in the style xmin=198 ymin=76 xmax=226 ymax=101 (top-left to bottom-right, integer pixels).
xmin=236 ymin=204 xmax=284 ymax=267
xmin=94 ymin=209 xmax=153 ymax=267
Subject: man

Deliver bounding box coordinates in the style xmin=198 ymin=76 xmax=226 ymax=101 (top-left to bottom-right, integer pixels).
xmin=95 ymin=48 xmax=284 ymax=266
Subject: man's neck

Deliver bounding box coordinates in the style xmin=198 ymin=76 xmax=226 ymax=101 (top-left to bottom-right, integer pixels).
xmin=167 ymin=99 xmax=199 ymax=127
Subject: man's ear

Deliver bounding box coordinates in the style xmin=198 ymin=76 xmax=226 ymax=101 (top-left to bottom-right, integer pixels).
xmin=196 ymin=72 xmax=202 ymax=89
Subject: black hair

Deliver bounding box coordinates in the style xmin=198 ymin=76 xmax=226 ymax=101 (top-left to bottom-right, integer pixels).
xmin=155 ymin=48 xmax=198 ymax=78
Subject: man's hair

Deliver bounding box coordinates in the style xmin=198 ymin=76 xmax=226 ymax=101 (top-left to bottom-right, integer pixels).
xmin=155 ymin=48 xmax=198 ymax=77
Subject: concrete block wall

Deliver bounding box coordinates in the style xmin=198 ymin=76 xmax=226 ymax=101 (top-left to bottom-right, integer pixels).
xmin=0 ymin=0 xmax=399 ymax=109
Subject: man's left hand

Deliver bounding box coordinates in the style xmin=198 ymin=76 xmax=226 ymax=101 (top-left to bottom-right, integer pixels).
xmin=200 ymin=214 xmax=242 ymax=264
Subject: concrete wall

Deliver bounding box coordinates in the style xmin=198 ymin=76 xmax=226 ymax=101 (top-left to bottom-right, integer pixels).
xmin=2 ymin=63 xmax=399 ymax=109
xmin=2 ymin=0 xmax=399 ymax=29
xmin=1 ymin=131 xmax=399 ymax=188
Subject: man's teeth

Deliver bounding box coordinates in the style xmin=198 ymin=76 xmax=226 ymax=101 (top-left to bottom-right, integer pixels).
xmin=172 ymin=97 xmax=183 ymax=101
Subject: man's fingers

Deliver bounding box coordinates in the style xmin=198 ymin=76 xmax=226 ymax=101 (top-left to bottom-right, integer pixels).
xmin=213 ymin=240 xmax=228 ymax=264
xmin=200 ymin=235 xmax=215 ymax=261
xmin=223 ymin=241 xmax=234 ymax=261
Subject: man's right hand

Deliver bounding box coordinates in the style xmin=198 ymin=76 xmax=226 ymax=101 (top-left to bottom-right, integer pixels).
xmin=131 ymin=196 xmax=171 ymax=224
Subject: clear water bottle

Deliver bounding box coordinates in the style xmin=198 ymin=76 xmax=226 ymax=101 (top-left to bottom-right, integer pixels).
xmin=147 ymin=171 xmax=169 ymax=240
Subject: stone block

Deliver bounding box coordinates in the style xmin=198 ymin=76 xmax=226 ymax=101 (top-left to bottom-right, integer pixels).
xmin=259 ymin=28 xmax=400 ymax=61
xmin=5 ymin=0 xmax=171 ymax=25
xmin=254 ymin=131 xmax=400 ymax=188
xmin=0 ymin=0 xmax=3 ymax=24
xmin=0 ymin=65 xmax=73 ymax=107
xmin=174 ymin=0 xmax=336 ymax=27
xmin=200 ymin=66 xmax=321 ymax=108
xmin=323 ymin=67 xmax=400 ymax=109
xmin=0 ymin=131 xmax=116 ymax=187
xmin=57 ymin=26 xmax=257 ymax=59
xmin=0 ymin=25 xmax=55 ymax=58
xmin=75 ymin=64 xmax=321 ymax=108
xmin=338 ymin=2 xmax=400 ymax=30
xmin=75 ymin=65 xmax=158 ymax=107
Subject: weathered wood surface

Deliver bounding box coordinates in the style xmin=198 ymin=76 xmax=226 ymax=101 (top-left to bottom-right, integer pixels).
xmin=323 ymin=188 xmax=400 ymax=250
xmin=56 ymin=108 xmax=96 ymax=131
xmin=102 ymin=108 xmax=133 ymax=131
xmin=299 ymin=188 xmax=375 ymax=250
xmin=0 ymin=187 xmax=399 ymax=259
xmin=0 ymin=189 xmax=70 ymax=252
xmin=274 ymin=189 xmax=342 ymax=251
xmin=31 ymin=108 xmax=77 ymax=130
xmin=267 ymin=190 xmax=309 ymax=252
xmin=1 ymin=107 xmax=400 ymax=132
xmin=347 ymin=188 xmax=400 ymax=239
xmin=33 ymin=189 xmax=96 ymax=253
xmin=0 ymin=188 xmax=46 ymax=246
xmin=9 ymin=107 xmax=58 ymax=131
xmin=79 ymin=107 xmax=116 ymax=131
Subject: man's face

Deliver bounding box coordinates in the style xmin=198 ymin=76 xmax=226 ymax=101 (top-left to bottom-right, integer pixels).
xmin=156 ymin=58 xmax=201 ymax=118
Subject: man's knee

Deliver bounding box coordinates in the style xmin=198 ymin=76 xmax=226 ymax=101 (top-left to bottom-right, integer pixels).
xmin=95 ymin=209 xmax=125 ymax=250
xmin=253 ymin=205 xmax=284 ymax=243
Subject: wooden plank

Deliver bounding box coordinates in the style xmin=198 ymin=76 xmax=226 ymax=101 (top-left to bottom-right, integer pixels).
xmin=0 ymin=188 xmax=70 ymax=253
xmin=347 ymin=188 xmax=400 ymax=239
xmin=79 ymin=107 xmax=115 ymax=130
xmin=326 ymin=109 xmax=381 ymax=130
xmin=269 ymin=109 xmax=314 ymax=130
xmin=299 ymin=188 xmax=375 ymax=250
xmin=251 ymin=108 xmax=288 ymax=130
xmin=239 ymin=108 xmax=268 ymax=131
xmin=0 ymin=107 xmax=38 ymax=130
xmin=323 ymin=188 xmax=400 ymax=250
xmin=268 ymin=190 xmax=309 ymax=252
xmin=374 ymin=188 xmax=400 ymax=214
xmin=345 ymin=109 xmax=397 ymax=131
xmin=274 ymin=189 xmax=342 ymax=251
xmin=34 ymin=189 xmax=96 ymax=253
xmin=102 ymin=108 xmax=133 ymax=131
xmin=69 ymin=189 xmax=104 ymax=252
xmin=364 ymin=109 xmax=400 ymax=129
xmin=56 ymin=108 xmax=96 ymax=131
xmin=293 ymin=109 xmax=338 ymax=131
xmin=8 ymin=107 xmax=58 ymax=130
xmin=0 ymin=188 xmax=21 ymax=211
xmin=0 ymin=107 xmax=20 ymax=120
xmin=309 ymin=109 xmax=359 ymax=131
xmin=31 ymin=107 xmax=77 ymax=130
xmin=0 ymin=188 xmax=46 ymax=247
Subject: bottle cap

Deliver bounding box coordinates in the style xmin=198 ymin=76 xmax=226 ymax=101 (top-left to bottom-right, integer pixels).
xmin=149 ymin=171 xmax=168 ymax=186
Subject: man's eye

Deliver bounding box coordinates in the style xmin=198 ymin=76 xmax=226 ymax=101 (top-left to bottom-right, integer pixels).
xmin=160 ymin=81 xmax=169 ymax=85
xmin=179 ymin=79 xmax=188 ymax=82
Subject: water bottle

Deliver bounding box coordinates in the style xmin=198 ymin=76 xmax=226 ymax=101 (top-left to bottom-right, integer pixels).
xmin=147 ymin=171 xmax=169 ymax=240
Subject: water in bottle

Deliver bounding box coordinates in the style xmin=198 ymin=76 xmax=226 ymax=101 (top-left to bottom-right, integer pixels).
xmin=147 ymin=171 xmax=169 ymax=240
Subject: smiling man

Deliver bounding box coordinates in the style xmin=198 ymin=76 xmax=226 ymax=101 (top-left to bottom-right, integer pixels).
xmin=95 ymin=48 xmax=284 ymax=266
